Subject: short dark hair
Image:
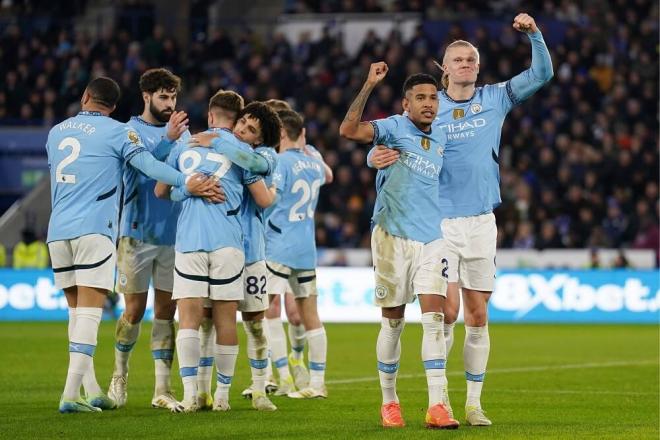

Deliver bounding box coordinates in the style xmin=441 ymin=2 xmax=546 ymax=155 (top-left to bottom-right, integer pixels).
xmin=239 ymin=102 xmax=282 ymax=148
xmin=402 ymin=73 xmax=438 ymax=95
xmin=209 ymin=90 xmax=244 ymax=122
xmin=277 ymin=109 xmax=304 ymax=141
xmin=86 ymin=77 xmax=120 ymax=108
xmin=139 ymin=68 xmax=181 ymax=94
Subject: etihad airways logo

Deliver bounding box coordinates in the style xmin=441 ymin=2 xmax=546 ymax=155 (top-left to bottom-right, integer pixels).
xmin=438 ymin=118 xmax=487 ymax=141
xmin=400 ymin=151 xmax=441 ymax=178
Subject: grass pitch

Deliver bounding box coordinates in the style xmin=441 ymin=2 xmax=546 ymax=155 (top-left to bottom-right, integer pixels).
xmin=0 ymin=322 xmax=657 ymax=439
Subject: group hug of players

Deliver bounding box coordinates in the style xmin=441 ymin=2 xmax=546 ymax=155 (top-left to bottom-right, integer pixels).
xmin=47 ymin=13 xmax=552 ymax=429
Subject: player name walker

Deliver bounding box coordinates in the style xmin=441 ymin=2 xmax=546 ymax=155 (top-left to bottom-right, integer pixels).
xmin=58 ymin=120 xmax=97 ymax=135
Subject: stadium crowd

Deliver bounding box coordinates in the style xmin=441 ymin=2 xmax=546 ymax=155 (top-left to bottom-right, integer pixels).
xmin=0 ymin=0 xmax=657 ymax=255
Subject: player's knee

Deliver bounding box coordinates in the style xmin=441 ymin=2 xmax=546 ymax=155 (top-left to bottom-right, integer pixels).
xmin=153 ymin=299 xmax=176 ymax=320
xmin=302 ymin=313 xmax=321 ymax=331
xmin=466 ymin=309 xmax=488 ymax=326
xmin=443 ymin=307 xmax=458 ymax=324
xmin=266 ymin=295 xmax=281 ymax=318
xmin=286 ymin=309 xmax=302 ymax=326
xmin=123 ymin=304 xmax=146 ymax=324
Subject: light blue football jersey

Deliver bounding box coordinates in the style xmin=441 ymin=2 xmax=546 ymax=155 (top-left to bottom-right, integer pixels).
xmin=120 ymin=116 xmax=190 ymax=245
xmin=434 ymin=30 xmax=552 ymax=219
xmin=167 ymin=128 xmax=260 ymax=253
xmin=370 ymin=114 xmax=445 ymax=244
xmin=241 ymin=146 xmax=278 ymax=265
xmin=47 ymin=111 xmax=148 ymax=243
xmin=265 ymin=148 xmax=326 ymax=270
xmin=433 ymin=85 xmax=512 ymax=218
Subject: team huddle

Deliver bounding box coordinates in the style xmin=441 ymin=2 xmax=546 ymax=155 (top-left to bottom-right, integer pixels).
xmin=46 ymin=13 xmax=551 ymax=429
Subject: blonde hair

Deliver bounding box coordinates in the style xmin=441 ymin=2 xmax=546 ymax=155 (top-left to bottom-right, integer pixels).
xmin=264 ymin=99 xmax=292 ymax=112
xmin=435 ymin=40 xmax=480 ymax=89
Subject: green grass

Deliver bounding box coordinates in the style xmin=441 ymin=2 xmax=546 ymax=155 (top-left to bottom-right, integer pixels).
xmin=0 ymin=322 xmax=658 ymax=439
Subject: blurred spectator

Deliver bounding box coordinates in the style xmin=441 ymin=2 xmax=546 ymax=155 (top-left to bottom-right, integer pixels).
xmin=587 ymin=248 xmax=601 ymax=269
xmin=611 ymin=249 xmax=630 ymax=269
xmin=512 ymin=221 xmax=535 ymax=249
xmin=12 ymin=228 xmax=49 ymax=269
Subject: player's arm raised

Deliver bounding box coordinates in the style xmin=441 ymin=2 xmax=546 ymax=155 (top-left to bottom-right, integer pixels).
xmin=339 ymin=61 xmax=388 ymax=143
xmin=508 ymin=13 xmax=554 ymax=101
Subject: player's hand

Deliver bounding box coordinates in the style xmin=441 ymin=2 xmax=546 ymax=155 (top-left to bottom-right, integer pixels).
xmin=166 ymin=111 xmax=189 ymax=142
xmin=204 ymin=182 xmax=226 ymax=204
xmin=188 ymin=131 xmax=219 ymax=148
xmin=512 ymin=13 xmax=538 ymax=33
xmin=370 ymin=145 xmax=399 ymax=169
xmin=185 ymin=174 xmax=225 ymax=203
xmin=366 ymin=62 xmax=388 ymax=86
xmin=302 ymin=144 xmax=323 ymax=161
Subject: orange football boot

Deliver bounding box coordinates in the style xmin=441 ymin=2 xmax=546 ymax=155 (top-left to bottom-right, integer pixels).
xmin=381 ymin=401 xmax=405 ymax=428
xmin=425 ymin=402 xmax=459 ymax=429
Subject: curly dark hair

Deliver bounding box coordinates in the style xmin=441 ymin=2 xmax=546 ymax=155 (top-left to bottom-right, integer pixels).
xmin=139 ymin=68 xmax=182 ymax=94
xmin=239 ymin=102 xmax=282 ymax=148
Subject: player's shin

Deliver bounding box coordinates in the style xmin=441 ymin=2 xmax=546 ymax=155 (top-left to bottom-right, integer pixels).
xmin=288 ymin=322 xmax=306 ymax=361
xmin=306 ymin=326 xmax=327 ymax=389
xmin=244 ymin=320 xmax=268 ymax=394
xmin=444 ymin=322 xmax=455 ymax=356
xmin=464 ymin=325 xmax=490 ymax=408
xmin=214 ymin=344 xmax=239 ymax=405
xmin=113 ymin=314 xmax=141 ymax=377
xmin=176 ymin=329 xmax=200 ymax=402
xmin=152 ymin=318 xmax=176 ymax=396
xmin=63 ymin=307 xmax=102 ymax=401
xmin=266 ymin=317 xmax=292 ymax=381
xmin=421 ymin=312 xmax=447 ymax=407
xmin=197 ymin=317 xmax=215 ymax=398
xmin=377 ymin=317 xmax=404 ymax=404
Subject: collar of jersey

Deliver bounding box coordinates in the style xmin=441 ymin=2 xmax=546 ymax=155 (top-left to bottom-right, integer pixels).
xmin=78 ymin=111 xmax=103 ymax=116
xmin=132 ymin=116 xmax=166 ymax=127
xmin=208 ymin=127 xmax=232 ymax=134
xmin=441 ymin=89 xmax=475 ymax=104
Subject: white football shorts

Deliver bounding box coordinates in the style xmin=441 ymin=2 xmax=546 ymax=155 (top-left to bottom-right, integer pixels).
xmin=440 ymin=212 xmax=497 ymax=292
xmin=238 ymin=260 xmax=269 ymax=313
xmin=371 ymin=224 xmax=446 ymax=308
xmin=115 ymin=237 xmax=175 ymax=294
xmin=265 ymin=261 xmax=317 ymax=299
xmin=172 ymin=247 xmax=244 ymax=301
xmin=49 ymin=233 xmax=116 ymax=291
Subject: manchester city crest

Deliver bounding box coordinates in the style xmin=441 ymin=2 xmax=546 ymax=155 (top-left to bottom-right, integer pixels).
xmin=471 ymin=103 xmax=482 ymax=114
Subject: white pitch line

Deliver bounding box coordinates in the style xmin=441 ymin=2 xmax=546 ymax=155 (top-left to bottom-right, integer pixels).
xmin=398 ymin=387 xmax=658 ymax=396
xmin=326 ymin=359 xmax=658 ymax=385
